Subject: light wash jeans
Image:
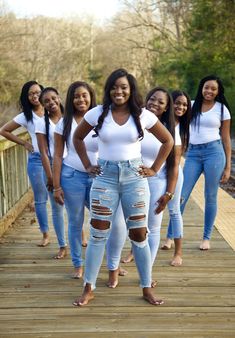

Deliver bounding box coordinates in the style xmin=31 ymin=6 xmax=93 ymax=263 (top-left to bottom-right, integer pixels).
xmin=166 ymin=166 xmax=184 ymax=239
xmin=147 ymin=172 xmax=167 ymax=266
xmin=84 ymin=158 xmax=151 ymax=289
xmin=28 ymin=152 xmax=66 ymax=247
xmin=106 ymin=202 xmax=127 ymax=271
xmin=181 ymin=139 xmax=225 ymax=240
xmin=61 ymin=163 xmax=92 ymax=268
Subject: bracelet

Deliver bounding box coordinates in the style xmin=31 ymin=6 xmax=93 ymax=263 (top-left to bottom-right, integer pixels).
xmin=53 ymin=187 xmax=62 ymax=192
xmin=165 ymin=191 xmax=174 ymax=200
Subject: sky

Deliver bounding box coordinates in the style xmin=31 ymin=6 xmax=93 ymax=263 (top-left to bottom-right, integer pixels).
xmin=5 ymin=0 xmax=121 ymax=22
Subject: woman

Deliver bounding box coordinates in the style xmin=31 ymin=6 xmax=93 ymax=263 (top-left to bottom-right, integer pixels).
xmin=161 ymin=90 xmax=191 ymax=266
xmin=53 ymin=81 xmax=96 ymax=278
xmin=35 ymin=87 xmax=67 ymax=259
xmin=180 ymin=75 xmax=231 ymax=250
xmin=121 ymin=87 xmax=177 ymax=276
xmin=0 ymin=81 xmax=51 ymax=247
xmin=72 ymin=69 xmax=174 ymax=306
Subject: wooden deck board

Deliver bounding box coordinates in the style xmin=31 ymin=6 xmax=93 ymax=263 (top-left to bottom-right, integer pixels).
xmin=0 ymin=191 xmax=235 ymax=337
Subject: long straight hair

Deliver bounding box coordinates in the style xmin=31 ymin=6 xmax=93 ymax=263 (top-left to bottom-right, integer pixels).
xmin=191 ymin=75 xmax=231 ymax=128
xmin=63 ymin=81 xmax=96 ymax=145
xmin=145 ymin=86 xmax=175 ymax=171
xmin=19 ymin=81 xmax=44 ymax=122
xmin=171 ymin=90 xmax=191 ymax=152
xmin=39 ymin=87 xmax=64 ymax=157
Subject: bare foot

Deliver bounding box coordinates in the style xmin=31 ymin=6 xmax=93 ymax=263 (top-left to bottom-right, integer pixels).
xmin=72 ymin=266 xmax=83 ymax=279
xmin=73 ymin=284 xmax=94 ymax=306
xmin=118 ymin=267 xmax=128 ymax=276
xmin=121 ymin=251 xmax=134 ymax=263
xmin=161 ymin=238 xmax=173 ymax=250
xmin=143 ymin=287 xmax=164 ymax=306
xmin=107 ymin=269 xmax=119 ymax=288
xmin=171 ymin=255 xmax=182 ymax=266
xmin=199 ymin=240 xmax=210 ymax=250
xmin=37 ymin=234 xmax=50 ymax=247
xmin=54 ymin=247 xmax=68 ymax=259
xmin=106 ymin=267 xmax=128 ymax=288
xmin=151 ymin=280 xmax=158 ymax=288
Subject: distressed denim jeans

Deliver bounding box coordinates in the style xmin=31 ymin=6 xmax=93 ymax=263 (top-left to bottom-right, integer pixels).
xmin=84 ymin=158 xmax=152 ymax=289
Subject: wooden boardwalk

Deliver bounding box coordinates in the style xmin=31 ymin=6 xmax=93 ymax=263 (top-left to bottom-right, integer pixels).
xmin=0 ymin=184 xmax=235 ymax=337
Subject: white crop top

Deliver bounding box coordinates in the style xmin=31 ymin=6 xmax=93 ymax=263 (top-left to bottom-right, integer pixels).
xmin=55 ymin=117 xmax=98 ymax=172
xmin=189 ymin=101 xmax=231 ymax=145
xmin=13 ymin=111 xmax=44 ymax=153
xmin=84 ymin=105 xmax=158 ymax=161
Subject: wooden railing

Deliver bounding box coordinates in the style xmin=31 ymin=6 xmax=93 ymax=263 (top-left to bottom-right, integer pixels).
xmin=0 ymin=128 xmax=33 ymax=236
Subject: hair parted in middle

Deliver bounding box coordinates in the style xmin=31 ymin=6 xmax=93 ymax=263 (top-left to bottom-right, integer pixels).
xmin=93 ymin=68 xmax=144 ymax=139
xmin=63 ymin=81 xmax=96 ymax=145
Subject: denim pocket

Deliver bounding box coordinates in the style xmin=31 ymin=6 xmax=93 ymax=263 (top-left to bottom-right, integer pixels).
xmin=61 ymin=165 xmax=75 ymax=178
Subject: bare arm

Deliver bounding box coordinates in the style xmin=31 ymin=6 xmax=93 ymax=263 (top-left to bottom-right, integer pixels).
xmin=139 ymin=120 xmax=174 ymax=177
xmin=36 ymin=133 xmax=53 ymax=192
xmin=220 ymin=119 xmax=231 ymax=183
xmin=73 ymin=119 xmax=100 ymax=175
xmin=52 ymin=133 xmax=65 ymax=205
xmin=156 ymin=145 xmax=182 ymax=214
xmin=0 ymin=120 xmax=34 ymax=152
xmin=166 ymin=145 xmax=182 ymax=193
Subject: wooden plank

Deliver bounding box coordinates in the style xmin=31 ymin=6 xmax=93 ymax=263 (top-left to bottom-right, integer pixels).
xmin=0 ymin=195 xmax=235 ymax=337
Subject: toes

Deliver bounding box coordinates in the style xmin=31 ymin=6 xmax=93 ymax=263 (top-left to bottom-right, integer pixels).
xmin=106 ymin=281 xmax=118 ymax=288
xmin=144 ymin=296 xmax=164 ymax=306
xmin=118 ymin=268 xmax=128 ymax=276
xmin=151 ymin=280 xmax=158 ymax=288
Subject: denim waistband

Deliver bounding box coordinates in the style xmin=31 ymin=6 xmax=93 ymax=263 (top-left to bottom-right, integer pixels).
xmin=189 ymin=139 xmax=222 ymax=149
xmin=28 ymin=151 xmax=41 ymax=158
xmin=98 ymin=158 xmax=142 ymax=166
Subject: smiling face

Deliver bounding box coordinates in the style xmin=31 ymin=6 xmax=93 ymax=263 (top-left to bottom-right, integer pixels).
xmin=174 ymin=95 xmax=188 ymax=121
xmin=28 ymin=84 xmax=42 ymax=107
xmin=73 ymin=86 xmax=91 ymax=114
xmin=202 ymin=80 xmax=219 ymax=103
xmin=41 ymin=90 xmax=61 ymax=114
xmin=146 ymin=90 xmax=168 ymax=118
xmin=110 ymin=76 xmax=131 ymax=107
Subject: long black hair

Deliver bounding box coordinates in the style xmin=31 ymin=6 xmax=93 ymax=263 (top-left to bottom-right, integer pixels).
xmin=94 ymin=68 xmax=144 ymax=139
xmin=63 ymin=81 xmax=96 ymax=146
xmin=19 ymin=81 xmax=44 ymax=122
xmin=191 ymin=75 xmax=231 ymax=128
xmin=39 ymin=87 xmax=64 ymax=157
xmin=172 ymin=90 xmax=191 ymax=151
xmin=145 ymin=86 xmax=175 ymax=171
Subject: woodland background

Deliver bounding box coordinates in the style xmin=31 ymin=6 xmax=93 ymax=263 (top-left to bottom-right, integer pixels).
xmin=0 ymin=0 xmax=234 ymax=128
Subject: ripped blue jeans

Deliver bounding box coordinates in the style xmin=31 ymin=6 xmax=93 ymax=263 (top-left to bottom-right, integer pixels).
xmin=84 ymin=158 xmax=151 ymax=289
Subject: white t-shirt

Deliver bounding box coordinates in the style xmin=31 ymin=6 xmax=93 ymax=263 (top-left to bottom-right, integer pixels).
xmin=84 ymin=105 xmax=158 ymax=161
xmin=13 ymin=111 xmax=44 ymax=153
xmin=35 ymin=117 xmax=56 ymax=156
xmin=189 ymin=101 xmax=231 ymax=144
xmin=55 ymin=117 xmax=98 ymax=172
xmin=35 ymin=117 xmax=67 ymax=158
xmin=141 ymin=123 xmax=181 ymax=176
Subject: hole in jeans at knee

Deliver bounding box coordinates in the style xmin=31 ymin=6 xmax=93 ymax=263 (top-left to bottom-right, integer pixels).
xmin=129 ymin=226 xmax=147 ymax=242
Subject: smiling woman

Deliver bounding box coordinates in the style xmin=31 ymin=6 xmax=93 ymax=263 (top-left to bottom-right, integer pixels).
xmin=6 ymin=0 xmax=120 ymax=21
